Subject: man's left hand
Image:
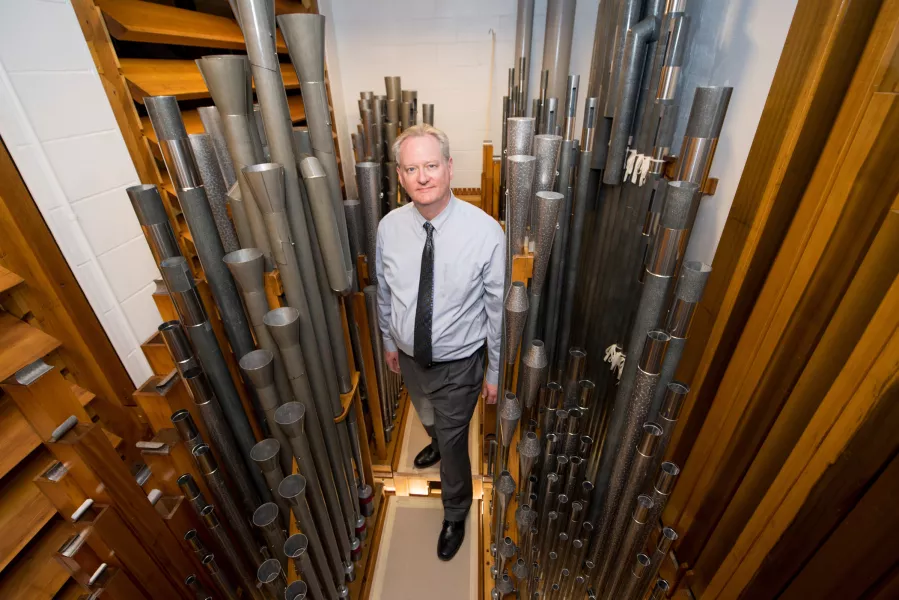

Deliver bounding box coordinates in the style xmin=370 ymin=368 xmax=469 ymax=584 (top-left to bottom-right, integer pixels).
xmin=482 ymin=381 xmax=498 ymax=405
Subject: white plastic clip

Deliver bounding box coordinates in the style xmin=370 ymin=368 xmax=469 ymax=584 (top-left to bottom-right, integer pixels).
xmin=604 ymin=344 xmax=626 ymax=381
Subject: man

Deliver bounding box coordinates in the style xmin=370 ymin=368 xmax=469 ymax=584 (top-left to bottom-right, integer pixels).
xmin=376 ymin=124 xmax=504 ymax=561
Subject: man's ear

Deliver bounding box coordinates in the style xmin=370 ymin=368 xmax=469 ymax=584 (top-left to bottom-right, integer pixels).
xmin=447 ymin=156 xmax=454 ymax=179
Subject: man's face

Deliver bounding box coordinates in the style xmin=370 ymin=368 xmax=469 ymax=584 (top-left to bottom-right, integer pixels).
xmin=396 ymin=135 xmax=453 ymax=207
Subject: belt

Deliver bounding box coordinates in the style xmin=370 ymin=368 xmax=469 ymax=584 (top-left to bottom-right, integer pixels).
xmin=400 ymin=343 xmax=485 ymax=369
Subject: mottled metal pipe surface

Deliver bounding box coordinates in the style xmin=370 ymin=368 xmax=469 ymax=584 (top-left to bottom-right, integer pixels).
xmin=506 ymin=117 xmax=536 ymax=156
xmin=533 ymin=135 xmax=563 ymax=195
xmin=189 ymin=133 xmax=240 ymax=252
xmin=506 ymin=155 xmax=537 ymax=255
xmin=518 ymin=341 xmax=548 ymax=419
xmin=198 ymin=105 xmax=237 ymax=189
xmin=676 ymin=86 xmax=733 ymax=187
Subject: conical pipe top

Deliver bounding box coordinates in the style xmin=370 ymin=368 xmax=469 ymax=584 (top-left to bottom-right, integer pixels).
xmin=253 ymin=502 xmax=281 ymax=528
xmin=286 ymin=580 xmax=307 ymax=600
xmin=196 ymin=55 xmax=253 ymax=117
xmin=145 ymin=96 xmax=187 ymax=141
xmin=243 ymin=163 xmax=286 ymax=215
xmin=250 ymin=438 xmax=282 ymax=473
xmin=299 ymin=156 xmax=327 ymax=180
xmin=518 ymin=431 xmax=541 ymax=481
xmin=278 ymin=473 xmax=307 ymax=506
xmin=506 ymin=117 xmax=536 ymax=155
xmin=224 ymin=247 xmax=265 ymax=293
xmin=498 ymin=392 xmax=521 ymax=448
xmin=515 ymin=504 xmax=537 ymax=534
xmin=273 ymin=401 xmax=306 ymax=440
xmin=498 ymin=536 xmax=515 ymax=559
xmin=239 ymin=348 xmax=275 ymax=389
xmin=519 ymin=340 xmax=548 ymax=409
xmin=496 ymin=573 xmax=514 ymax=595
xmin=283 ymin=533 xmax=308 ymax=559
xmin=264 ymin=307 xmax=300 ymax=349
xmin=533 ymin=135 xmax=562 ymax=192
xmin=256 ymin=557 xmax=284 ymax=585
xmin=531 ymin=191 xmax=563 ymax=293
xmin=159 ymin=256 xmax=195 ymax=293
xmin=503 ymin=281 xmax=529 ymax=364
xmin=277 ymin=14 xmax=325 ymax=82
xmin=496 ymin=470 xmax=515 ymax=504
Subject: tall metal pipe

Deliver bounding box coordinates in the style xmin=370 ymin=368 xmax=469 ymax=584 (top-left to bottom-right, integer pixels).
xmin=541 ymin=0 xmax=577 ymax=107
xmin=356 ymin=162 xmax=382 ymax=273
xmin=501 ymin=281 xmax=529 ymax=396
xmin=562 ymin=348 xmax=587 ymax=408
xmin=300 ymin=157 xmax=351 ymax=293
xmin=343 ymin=200 xmax=365 ymax=262
xmin=201 ymin=553 xmax=240 ymax=600
xmin=619 ymin=553 xmax=651 ymax=600
xmin=518 ymin=341 xmax=548 ymax=426
xmin=518 ymin=431 xmax=541 ymax=502
xmin=648 ymin=382 xmax=688 ymax=479
xmin=498 ymin=393 xmax=521 ymax=478
xmin=178 ymin=472 xmax=208 ymax=515
xmin=250 ymin=438 xmax=292 ymax=530
xmin=279 ymin=474 xmax=348 ymax=596
xmin=285 ymin=533 xmax=334 ymax=600
xmin=274 ymin=403 xmax=348 ymax=582
xmin=587 ymin=331 xmax=669 ymax=575
xmin=422 ymin=103 xmax=435 ymax=126
xmin=196 ymin=55 xmax=270 ymax=261
xmin=183 ymin=367 xmax=263 ymax=514
xmin=225 ymin=248 xmax=294 ymax=409
xmin=145 ymin=96 xmax=258 ymax=368
xmin=240 ymin=347 xmax=294 ymax=475
xmin=522 ymin=190 xmax=563 ymax=348
xmin=544 ymin=140 xmax=578 ymax=372
xmin=257 ymin=558 xmax=287 ymax=599
xmin=254 ymin=503 xmax=288 ymax=572
xmin=562 ymin=75 xmax=579 ymax=142
xmin=493 ymin=471 xmax=516 ymax=557
xmin=127 ymin=184 xmax=181 ymax=263
xmin=597 ymin=424 xmax=663 ymax=597
xmin=514 ymin=0 xmax=535 ymax=112
xmin=189 ymin=133 xmax=240 ymax=253
xmin=159 ymin=257 xmax=267 ymax=497
xmin=634 ymin=528 xmax=677 ymax=600
xmin=506 ymin=155 xmax=537 ymax=256
xmin=604 ymin=16 xmax=660 ymax=183
xmin=675 ymin=87 xmax=733 ymax=189
xmin=651 ymin=262 xmax=711 ymax=416
xmin=191 ymin=445 xmax=262 ymax=566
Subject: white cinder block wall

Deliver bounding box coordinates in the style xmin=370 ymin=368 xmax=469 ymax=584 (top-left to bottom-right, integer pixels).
xmin=0 ymin=0 xmax=160 ymax=386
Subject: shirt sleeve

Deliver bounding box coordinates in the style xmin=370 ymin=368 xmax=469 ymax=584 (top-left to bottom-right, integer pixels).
xmin=483 ymin=223 xmax=505 ymax=386
xmin=375 ymin=225 xmax=397 ymax=352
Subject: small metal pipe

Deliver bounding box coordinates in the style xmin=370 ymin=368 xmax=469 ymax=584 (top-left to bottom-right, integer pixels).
xmin=518 ymin=432 xmax=541 ymax=502
xmin=619 ymin=554 xmax=651 ymax=600
xmin=178 ymin=473 xmax=209 ymax=514
xmin=493 ymin=471 xmax=516 ymax=555
xmin=183 ymin=367 xmax=264 ymax=514
xmin=257 ymin=558 xmax=287 ymax=599
xmin=562 ymin=75 xmax=579 ymax=142
xmin=185 ymin=572 xmax=214 ymax=600
xmin=184 ymin=529 xmax=209 ymax=562
xmin=422 ymin=103 xmax=434 ymax=125
xmin=250 ymin=438 xmax=292 ymax=530
xmin=159 ymin=257 xmax=266 ymax=498
xmin=562 ymin=348 xmax=587 ymax=409
xmin=253 ymin=503 xmax=289 ymax=572
xmin=603 ymin=494 xmax=655 ymax=600
xmin=126 ymin=184 xmax=181 ymax=263
xmin=199 ymin=505 xmax=261 ymax=600
xmin=285 ymin=533 xmax=334 ymax=600
xmin=242 ymin=350 xmax=295 ymax=477
xmin=202 ymin=554 xmax=239 ymax=600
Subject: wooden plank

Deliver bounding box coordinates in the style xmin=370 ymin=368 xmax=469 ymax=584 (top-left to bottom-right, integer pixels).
xmin=53 ymin=580 xmax=84 ymax=600
xmin=0 ymin=398 xmax=42 ymax=480
xmin=0 ymin=519 xmax=74 ymax=599
xmin=666 ymin=0 xmax=899 ymax=567
xmin=666 ymin=0 xmax=886 ymax=471
xmin=0 ymin=265 xmax=24 ymax=293
xmin=0 ymin=452 xmax=56 ymax=571
xmin=141 ymin=95 xmax=306 ymax=160
xmin=691 ymin=205 xmax=899 ymax=593
xmin=0 ymin=312 xmax=62 ymax=382
xmin=351 ymin=291 xmax=388 ymax=460
xmin=701 ymin=262 xmax=899 ymax=598
xmin=99 ymin=0 xmax=288 ymax=52
xmin=122 ymin=58 xmax=299 ymax=103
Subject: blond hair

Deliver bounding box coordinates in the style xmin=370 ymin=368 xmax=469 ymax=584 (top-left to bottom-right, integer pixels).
xmin=392 ymin=124 xmax=451 ymax=166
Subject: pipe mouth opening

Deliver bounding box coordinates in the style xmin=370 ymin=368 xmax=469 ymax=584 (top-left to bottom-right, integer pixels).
xmin=657 ymin=580 xmax=671 ymax=591
xmin=199 ymin=504 xmax=214 ymax=517
xmin=644 ymin=423 xmax=664 ymax=437
xmin=243 ymin=163 xmax=280 ymax=174
xmin=223 ymin=247 xmax=264 ymax=264
xmin=683 ymin=260 xmax=712 ymax=274
xmin=662 ymin=527 xmax=678 ymax=542
xmin=184 ymin=529 xmax=198 ymax=542
xmin=279 ymin=473 xmax=307 ymax=499
xmin=647 ymin=330 xmax=671 ymax=342
xmin=240 ymin=349 xmax=274 ymax=371
xmin=252 ymin=503 xmax=280 ymax=527
xmin=547 ymin=381 xmax=562 ymax=391
xmin=524 ymin=431 xmax=538 ymax=442
xmin=181 ymin=367 xmax=202 ymax=381
xmin=669 ymin=180 xmax=700 ymax=192
xmin=284 ymin=533 xmax=309 ymax=558
xmin=662 ymin=462 xmax=681 ymax=477
xmin=184 ymin=574 xmax=196 ymax=585
xmin=637 ymin=495 xmax=654 ymax=510
xmin=569 ymin=456 xmax=583 ymax=465
xmin=201 ymin=554 xmax=215 ymax=565
xmin=510 ymin=281 xmax=525 ymax=289
xmin=569 ymin=348 xmax=587 ymax=359
xmin=274 ymin=401 xmax=305 ymax=426
xmin=159 ymin=320 xmax=181 ymax=332
xmin=171 ymin=409 xmax=191 ymax=423
xmin=250 ymin=438 xmax=281 ymax=462
xmin=286 ymin=580 xmax=308 ymax=599
xmin=193 ymin=444 xmax=211 ymax=458
xmin=531 ymin=340 xmax=545 ymax=348
xmin=264 ymin=307 xmax=300 ymax=327
xmin=201 ymin=54 xmax=246 ymax=61
xmin=507 ymin=154 xmax=537 ymax=163
xmin=637 ymin=554 xmax=651 ymax=567
xmin=579 ymin=379 xmax=596 ymax=390
xmin=668 ymin=381 xmax=690 ymax=396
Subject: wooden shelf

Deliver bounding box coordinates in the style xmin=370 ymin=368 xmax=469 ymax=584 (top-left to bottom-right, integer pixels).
xmin=0 ymin=452 xmax=56 ymax=571
xmin=141 ymin=95 xmax=306 ymax=157
xmin=52 ymin=580 xmax=82 ymax=600
xmin=0 ymin=265 xmax=24 ymax=293
xmin=99 ymin=0 xmax=288 ymax=52
xmin=0 ymin=518 xmax=73 ymax=599
xmin=0 ymin=398 xmax=42 ymax=480
xmin=0 ymin=311 xmax=62 ymax=382
xmin=121 ymin=58 xmax=299 ymax=103
xmin=71 ymin=384 xmax=95 ymax=408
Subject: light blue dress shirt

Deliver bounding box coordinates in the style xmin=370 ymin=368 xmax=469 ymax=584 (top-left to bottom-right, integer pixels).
xmin=376 ymin=195 xmax=505 ymax=385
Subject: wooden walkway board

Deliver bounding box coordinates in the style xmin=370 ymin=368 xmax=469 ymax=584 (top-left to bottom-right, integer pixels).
xmin=99 ymin=0 xmax=289 ymax=52
xmin=0 ymin=452 xmax=56 ymax=572
xmin=0 ymin=265 xmax=24 ymax=293
xmin=369 ymin=496 xmax=479 ymax=600
xmin=122 ymin=58 xmax=300 ymax=103
xmin=0 ymin=311 xmax=61 ymax=382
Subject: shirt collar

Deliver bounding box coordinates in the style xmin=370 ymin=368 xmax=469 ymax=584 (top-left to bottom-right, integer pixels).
xmin=412 ymin=194 xmax=457 ymax=233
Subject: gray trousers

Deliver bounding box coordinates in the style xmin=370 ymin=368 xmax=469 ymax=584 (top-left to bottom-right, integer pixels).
xmin=399 ymin=345 xmax=485 ymax=521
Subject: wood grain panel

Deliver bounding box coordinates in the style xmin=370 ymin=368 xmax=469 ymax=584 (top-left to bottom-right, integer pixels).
xmin=0 ymin=398 xmax=42 ymax=479
xmin=0 ymin=519 xmax=73 ymax=599
xmin=0 ymin=265 xmax=23 ymax=293
xmin=0 ymin=453 xmax=56 ymax=571
xmin=0 ymin=313 xmax=61 ymax=382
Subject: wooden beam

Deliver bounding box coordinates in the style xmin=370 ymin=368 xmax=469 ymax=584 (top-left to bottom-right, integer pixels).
xmin=666 ymin=0 xmax=886 ymax=470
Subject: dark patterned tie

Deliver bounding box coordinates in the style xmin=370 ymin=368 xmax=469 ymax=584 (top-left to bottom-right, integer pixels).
xmin=414 ymin=222 xmax=435 ymax=367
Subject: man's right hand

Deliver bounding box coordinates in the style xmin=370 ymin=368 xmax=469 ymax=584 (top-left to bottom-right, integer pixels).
xmin=385 ymin=350 xmax=400 ymax=374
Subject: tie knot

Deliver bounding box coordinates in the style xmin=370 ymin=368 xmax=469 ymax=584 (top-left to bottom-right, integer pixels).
xmin=423 ymin=222 xmax=434 ymax=235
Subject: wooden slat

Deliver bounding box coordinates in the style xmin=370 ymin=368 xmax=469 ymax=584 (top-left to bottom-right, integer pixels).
xmin=0 ymin=398 xmax=42 ymax=480
xmin=0 ymin=452 xmax=56 ymax=571
xmin=0 ymin=519 xmax=73 ymax=599
xmin=0 ymin=312 xmax=61 ymax=382
xmin=52 ymin=580 xmax=83 ymax=600
xmin=141 ymin=95 xmax=306 ymax=152
xmin=666 ymin=0 xmax=885 ymax=470
xmin=122 ymin=58 xmax=299 ymax=103
xmin=0 ymin=265 xmax=24 ymax=293
xmin=99 ymin=0 xmax=288 ymax=52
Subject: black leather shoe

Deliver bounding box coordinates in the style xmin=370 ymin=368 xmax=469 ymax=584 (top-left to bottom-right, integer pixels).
xmin=413 ymin=444 xmax=440 ymax=469
xmin=437 ymin=519 xmax=465 ymax=561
